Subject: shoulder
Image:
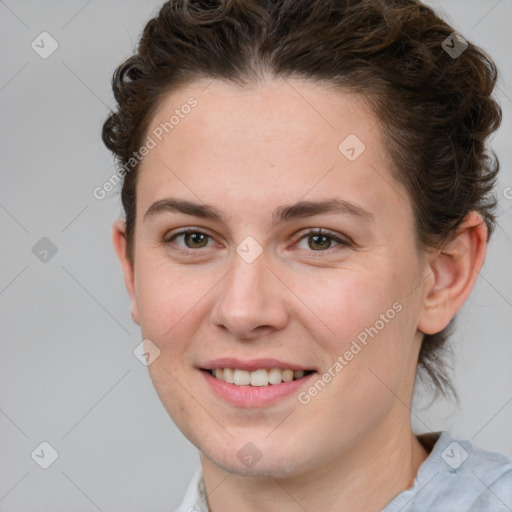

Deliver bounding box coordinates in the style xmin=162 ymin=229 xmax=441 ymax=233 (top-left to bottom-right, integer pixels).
xmin=384 ymin=431 xmax=512 ymax=512
xmin=459 ymin=439 xmax=512 ymax=511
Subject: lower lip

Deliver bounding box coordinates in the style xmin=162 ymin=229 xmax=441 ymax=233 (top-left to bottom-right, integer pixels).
xmin=201 ymin=370 xmax=316 ymax=407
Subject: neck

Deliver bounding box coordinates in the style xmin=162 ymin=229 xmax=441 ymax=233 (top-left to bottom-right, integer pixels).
xmin=200 ymin=420 xmax=430 ymax=512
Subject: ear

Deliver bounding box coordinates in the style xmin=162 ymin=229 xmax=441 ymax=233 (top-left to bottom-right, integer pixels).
xmin=112 ymin=219 xmax=140 ymax=325
xmin=417 ymin=211 xmax=488 ymax=335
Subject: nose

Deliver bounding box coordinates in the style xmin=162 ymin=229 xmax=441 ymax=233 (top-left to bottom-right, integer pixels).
xmin=210 ymin=250 xmax=289 ymax=340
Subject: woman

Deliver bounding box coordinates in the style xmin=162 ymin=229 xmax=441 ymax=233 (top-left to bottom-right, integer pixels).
xmin=102 ymin=0 xmax=512 ymax=510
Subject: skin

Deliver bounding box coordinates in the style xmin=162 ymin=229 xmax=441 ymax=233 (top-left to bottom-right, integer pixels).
xmin=112 ymin=77 xmax=487 ymax=511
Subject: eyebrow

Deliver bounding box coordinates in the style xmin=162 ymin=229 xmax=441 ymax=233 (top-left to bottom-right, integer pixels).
xmin=143 ymin=197 xmax=374 ymax=226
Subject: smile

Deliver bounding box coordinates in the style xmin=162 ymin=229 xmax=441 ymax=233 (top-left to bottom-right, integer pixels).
xmin=208 ymin=368 xmax=314 ymax=387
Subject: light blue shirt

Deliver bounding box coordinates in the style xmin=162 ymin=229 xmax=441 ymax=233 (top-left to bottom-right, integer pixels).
xmin=175 ymin=431 xmax=512 ymax=511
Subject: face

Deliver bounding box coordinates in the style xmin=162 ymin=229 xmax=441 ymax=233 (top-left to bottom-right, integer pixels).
xmin=117 ymin=78 xmax=433 ymax=478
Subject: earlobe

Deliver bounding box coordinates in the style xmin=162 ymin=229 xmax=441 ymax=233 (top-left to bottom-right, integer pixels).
xmin=112 ymin=219 xmax=140 ymax=325
xmin=417 ymin=212 xmax=487 ymax=336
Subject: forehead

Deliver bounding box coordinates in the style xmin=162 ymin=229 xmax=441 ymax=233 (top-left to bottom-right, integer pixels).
xmin=147 ymin=77 xmax=378 ymax=157
xmin=136 ymin=78 xmax=409 ymax=228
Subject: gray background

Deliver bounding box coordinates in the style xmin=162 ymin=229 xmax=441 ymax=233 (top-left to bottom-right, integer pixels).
xmin=0 ymin=1 xmax=511 ymax=510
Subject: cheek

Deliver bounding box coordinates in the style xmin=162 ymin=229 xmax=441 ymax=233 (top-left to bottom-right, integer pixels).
xmin=305 ymin=265 xmax=417 ymax=381
xmin=133 ymin=260 xmax=228 ymax=380
xmin=135 ymin=260 xmax=198 ymax=335
xmin=296 ymin=268 xmax=398 ymax=339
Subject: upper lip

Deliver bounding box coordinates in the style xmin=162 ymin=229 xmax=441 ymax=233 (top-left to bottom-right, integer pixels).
xmin=200 ymin=358 xmax=315 ymax=372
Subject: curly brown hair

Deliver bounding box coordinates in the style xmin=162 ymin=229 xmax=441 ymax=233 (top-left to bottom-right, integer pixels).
xmin=102 ymin=0 xmax=502 ymax=399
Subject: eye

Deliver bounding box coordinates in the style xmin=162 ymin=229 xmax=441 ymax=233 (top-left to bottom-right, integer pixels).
xmin=163 ymin=228 xmax=216 ymax=254
xmin=294 ymin=229 xmax=351 ymax=253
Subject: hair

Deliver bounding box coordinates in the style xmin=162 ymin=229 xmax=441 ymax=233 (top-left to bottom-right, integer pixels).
xmin=102 ymin=0 xmax=502 ymax=399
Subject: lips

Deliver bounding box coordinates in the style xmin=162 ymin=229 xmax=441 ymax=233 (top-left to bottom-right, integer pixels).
xmin=198 ymin=358 xmax=317 ymax=406
xmin=201 ymin=357 xmax=314 ymax=372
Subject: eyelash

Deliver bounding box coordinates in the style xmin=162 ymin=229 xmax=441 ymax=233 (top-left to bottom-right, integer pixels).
xmin=162 ymin=227 xmax=352 ymax=256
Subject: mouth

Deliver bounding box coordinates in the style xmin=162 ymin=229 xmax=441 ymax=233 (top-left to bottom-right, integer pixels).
xmin=203 ymin=367 xmax=316 ymax=387
xmin=199 ymin=358 xmax=318 ymax=406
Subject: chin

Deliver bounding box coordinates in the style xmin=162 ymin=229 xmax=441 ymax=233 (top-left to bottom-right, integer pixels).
xmin=195 ymin=429 xmax=317 ymax=479
xmin=202 ymin=447 xmax=309 ymax=479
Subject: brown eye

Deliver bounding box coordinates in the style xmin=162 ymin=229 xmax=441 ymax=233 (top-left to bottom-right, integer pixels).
xmin=182 ymin=231 xmax=209 ymax=248
xmin=308 ymin=234 xmax=333 ymax=251
xmin=295 ymin=229 xmax=351 ymax=253
xmin=164 ymin=228 xmax=214 ymax=253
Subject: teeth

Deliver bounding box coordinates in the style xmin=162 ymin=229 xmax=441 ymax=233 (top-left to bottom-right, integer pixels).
xmin=210 ymin=368 xmax=310 ymax=386
xmin=233 ymin=369 xmax=250 ymax=386
xmin=250 ymin=369 xmax=268 ymax=387
xmin=268 ymin=368 xmax=282 ymax=385
xmin=282 ymin=369 xmax=294 ymax=382
xmin=223 ymin=368 xmax=234 ymax=384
